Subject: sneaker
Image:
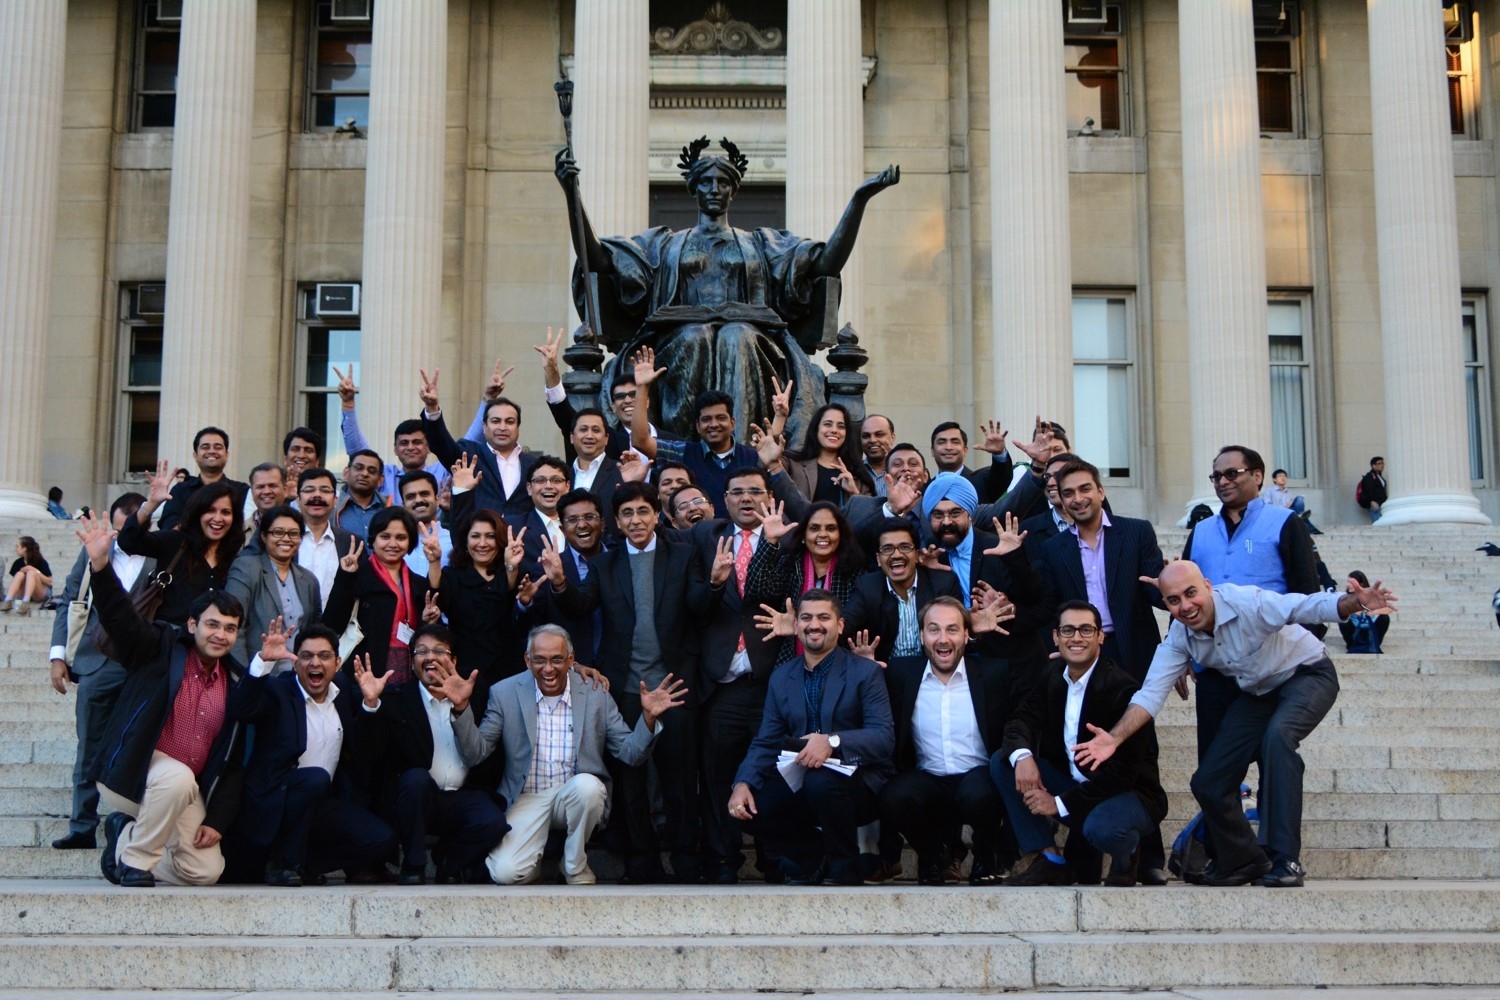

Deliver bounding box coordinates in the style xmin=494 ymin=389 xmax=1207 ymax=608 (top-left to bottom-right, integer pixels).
xmin=12 ymin=602 xmax=30 ymax=617
xmin=1005 ymin=852 xmax=1077 ymax=887
xmin=1258 ymin=858 xmax=1306 ymax=888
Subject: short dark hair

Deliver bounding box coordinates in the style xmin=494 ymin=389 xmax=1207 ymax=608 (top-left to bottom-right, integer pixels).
xmin=1053 ymin=459 xmax=1102 ymax=489
xmin=189 ymin=589 xmax=244 ymax=624
xmin=483 ymin=397 xmax=522 ymax=423
xmin=886 ymin=442 xmax=927 ymax=467
xmin=1045 ymin=451 xmax=1082 ymax=471
xmin=47 ymin=486 xmax=63 ymax=503
xmin=692 ymin=390 xmax=735 ymax=423
xmin=1055 ymin=599 xmax=1102 ymax=629
xmin=411 ymin=622 xmax=456 ymax=651
xmin=398 ymin=470 xmax=438 ymax=498
xmin=653 ymin=461 xmax=694 ymax=486
xmin=930 ymin=421 xmax=967 ymax=447
xmin=1037 ymin=421 xmax=1070 ymax=448
xmin=1371 ymin=455 xmax=1384 ymax=466
xmin=283 ymin=427 xmax=324 ymax=460
xmin=875 ymin=517 xmax=920 ymax=551
xmin=292 ymin=623 xmax=341 ymax=655
xmin=611 ymin=370 xmax=637 ymax=391
xmin=725 ymin=466 xmax=771 ymax=492
xmin=795 ymin=588 xmax=842 ymax=618
xmin=570 ymin=407 xmax=608 ymax=433
xmin=298 ymin=466 xmax=338 ymax=493
xmin=348 ymin=448 xmax=383 ymax=468
xmin=255 ymin=505 xmax=305 ymax=549
xmin=109 ymin=491 xmax=147 ymax=521
xmin=1216 ymin=445 xmax=1265 ymax=477
xmin=193 ymin=426 xmax=229 ymax=451
xmin=612 ymin=481 xmax=660 ymax=517
xmin=393 ymin=419 xmax=426 ymax=441
xmin=919 ymin=595 xmax=970 ymax=630
xmin=368 ymin=506 xmax=419 ymax=551
xmin=667 ymin=485 xmax=707 ymax=515
xmin=248 ymin=461 xmax=285 ymax=482
xmin=1272 ymin=468 xmax=1288 ymax=479
xmin=528 ymin=455 xmax=570 ymax=481
xmin=558 ymin=489 xmax=603 ymax=520
xmin=1347 ymin=570 xmax=1371 ymax=588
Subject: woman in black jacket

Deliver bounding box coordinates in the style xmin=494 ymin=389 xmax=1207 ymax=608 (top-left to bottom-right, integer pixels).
xmin=744 ymin=500 xmax=865 ymax=663
xmin=427 ymin=507 xmax=525 ymax=682
xmin=118 ymin=461 xmax=243 ymax=626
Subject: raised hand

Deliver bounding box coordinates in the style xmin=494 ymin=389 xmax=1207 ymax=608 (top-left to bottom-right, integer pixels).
xmin=259 ymin=616 xmax=291 ymax=664
xmin=421 ymin=591 xmax=442 ymax=624
xmin=1348 ymin=577 xmax=1399 ymax=615
xmin=756 ymin=499 xmax=798 ymax=545
xmin=435 ymin=660 xmax=478 ymax=714
xmin=336 ymin=364 xmax=359 ymax=408
xmin=419 ymin=520 xmax=444 ymax=565
xmin=437 ymin=479 xmax=452 ymax=512
xmin=504 ymin=525 xmax=527 ymax=576
xmin=1071 ymin=723 xmax=1119 ymax=769
xmin=515 ymin=573 xmax=541 ymax=607
xmin=1014 ymin=415 xmax=1055 ymax=466
xmin=753 ymin=421 xmax=785 ymax=469
xmin=632 ymin=346 xmax=666 ymax=387
xmin=146 ymin=458 xmax=175 ymax=506
xmin=352 ymin=653 xmax=387 ymax=708
xmin=970 ymin=600 xmax=1013 ymax=637
xmin=538 ymin=533 xmax=567 ymax=588
xmin=976 ymin=419 xmax=1009 ymax=455
xmin=846 ymin=630 xmax=884 ymax=665
xmin=419 ymin=367 xmax=441 ymax=412
xmin=857 ymin=164 xmax=901 ymax=200
xmin=768 ymin=375 xmax=791 ymax=437
xmin=754 ymin=598 xmax=796 ymax=639
xmin=887 ymin=474 xmax=921 ymax=517
xmin=617 ymin=451 xmax=648 ymax=483
xmin=339 ymin=538 xmax=365 ymax=574
xmin=709 ymin=535 xmax=735 ymax=587
xmin=450 ymin=452 xmax=482 ymax=492
xmin=482 ymin=358 xmax=516 ymax=402
xmin=75 ymin=510 xmax=118 ymax=569
xmin=983 ymin=513 xmax=1028 ymax=558
xmin=554 ymin=147 xmax=580 ymax=186
xmin=917 ymin=544 xmax=950 ymax=572
xmin=534 ymin=326 xmax=564 ymax=386
xmin=833 ymin=458 xmax=857 ymax=495
xmin=640 ymin=673 xmax=688 ymax=727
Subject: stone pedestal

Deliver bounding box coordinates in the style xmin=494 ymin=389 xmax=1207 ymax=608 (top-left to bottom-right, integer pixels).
xmin=0 ymin=0 xmax=67 ymax=517
xmin=1366 ymin=0 xmax=1488 ymax=525
xmin=157 ymin=0 xmax=257 ymax=461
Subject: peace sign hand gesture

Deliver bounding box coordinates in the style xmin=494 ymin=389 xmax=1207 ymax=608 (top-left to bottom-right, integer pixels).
xmin=534 ymin=326 xmax=565 ymax=386
xmin=419 ymin=367 xmax=441 ymax=411
xmin=335 ymin=364 xmax=359 ymax=409
xmin=709 ymin=535 xmax=735 ymax=587
xmin=339 ymin=538 xmax=366 ymax=574
xmin=482 ymin=358 xmax=516 ymax=402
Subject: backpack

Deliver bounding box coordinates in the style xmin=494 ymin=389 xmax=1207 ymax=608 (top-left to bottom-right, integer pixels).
xmin=1169 ymin=784 xmax=1258 ymax=879
xmin=1345 ymin=612 xmax=1383 ymax=654
xmin=1355 ymin=477 xmax=1367 ymax=507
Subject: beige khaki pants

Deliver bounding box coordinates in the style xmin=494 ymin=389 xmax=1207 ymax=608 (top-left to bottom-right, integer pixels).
xmin=98 ymin=751 xmax=225 ymax=885
xmin=485 ymin=773 xmax=607 ymax=885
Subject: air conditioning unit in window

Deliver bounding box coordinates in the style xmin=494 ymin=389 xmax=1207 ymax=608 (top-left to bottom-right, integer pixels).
xmin=315 ymin=283 xmax=361 ymax=318
xmin=156 ymin=0 xmax=183 ymax=23
xmin=331 ymin=0 xmax=373 ymax=22
xmin=1444 ymin=1 xmax=1475 ymax=43
xmin=1065 ymin=1 xmax=1108 ymax=25
xmin=133 ymin=284 xmax=166 ymax=320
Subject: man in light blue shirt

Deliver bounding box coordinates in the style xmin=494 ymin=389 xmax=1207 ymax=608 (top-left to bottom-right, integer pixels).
xmin=1073 ymin=561 xmax=1397 ymax=889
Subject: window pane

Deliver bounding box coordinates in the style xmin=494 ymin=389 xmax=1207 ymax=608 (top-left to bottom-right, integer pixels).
xmin=141 ymin=34 xmax=179 ymax=92
xmin=127 ymin=393 xmax=160 ymax=472
xmin=305 ymin=327 xmax=361 ymax=388
xmin=128 ymin=328 xmax=164 ymax=386
xmin=1269 ymin=365 xmax=1308 ymax=480
xmin=138 ymin=95 xmax=176 ymax=128
xmin=1073 ymin=365 xmax=1130 ymax=477
xmin=1255 ymin=40 xmax=1292 ymax=70
xmin=1072 ymin=297 xmax=1127 ymax=359
xmin=315 ymin=35 xmax=373 ymax=92
xmin=1466 ymin=368 xmax=1485 ymax=480
xmin=305 ymin=392 xmax=345 ymax=470
xmin=1463 ymin=305 xmax=1479 ymax=363
xmin=1256 ymin=74 xmax=1294 ymax=132
xmin=312 ymin=95 xmax=370 ymax=129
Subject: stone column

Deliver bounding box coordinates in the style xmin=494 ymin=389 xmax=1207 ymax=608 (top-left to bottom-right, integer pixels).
xmin=571 ymin=0 xmax=649 ymax=328
xmin=157 ymin=0 xmax=257 ymax=460
xmin=0 ymin=0 xmax=67 ymax=517
xmin=1178 ymin=0 xmax=1272 ymax=513
xmin=1365 ymin=0 xmax=1487 ymax=524
xmin=989 ymin=0 xmax=1073 ymax=433
xmin=360 ymin=0 xmax=447 ymax=441
xmin=787 ymin=0 xmax=864 ymax=330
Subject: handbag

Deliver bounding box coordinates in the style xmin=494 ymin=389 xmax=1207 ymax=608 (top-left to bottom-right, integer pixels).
xmin=338 ymin=598 xmax=364 ymax=661
xmin=90 ymin=545 xmax=186 ymax=660
xmin=63 ymin=562 xmax=93 ymax=667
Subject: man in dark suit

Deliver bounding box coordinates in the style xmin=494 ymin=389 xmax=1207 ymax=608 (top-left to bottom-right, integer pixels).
xmin=222 ymin=624 xmax=396 ymax=886
xmin=992 ymin=600 xmax=1168 ymax=887
xmin=355 ymin=624 xmax=508 ymax=884
xmin=1036 ymin=459 xmax=1165 ymax=681
xmin=879 ymin=598 xmax=1012 ymax=886
xmin=48 ymin=492 xmax=154 ymax=849
xmin=420 ymin=370 xmax=538 ymax=518
xmin=562 ymin=407 xmax=626 ymax=515
xmin=841 ymin=518 xmax=964 ymax=664
xmin=157 ymin=426 xmax=249 ymax=531
xmin=538 ymin=326 xmax=651 ymax=463
xmin=541 ymin=482 xmax=732 ymax=882
xmin=928 ymin=421 xmax=1013 ymax=504
xmin=518 ymin=489 xmax=608 ymax=666
xmin=1019 ymin=452 xmax=1080 ymax=562
xmin=729 ymin=590 xmax=896 ymax=886
xmin=504 ymin=455 xmax=572 ymax=580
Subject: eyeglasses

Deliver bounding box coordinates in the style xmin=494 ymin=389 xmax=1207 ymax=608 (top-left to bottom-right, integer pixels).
xmin=529 ymin=477 xmax=568 ymax=488
xmin=612 ymin=390 xmax=637 ymax=402
xmin=412 ymin=645 xmax=453 ymax=659
xmin=299 ymin=486 xmax=336 ymax=496
xmin=725 ymin=488 xmax=767 ymax=498
xmin=263 ymin=528 xmax=301 ymax=540
xmin=674 ymin=497 xmax=710 ymax=511
xmin=296 ymin=649 xmax=337 ymax=663
xmin=562 ymin=513 xmax=602 ymax=526
xmin=1208 ymin=468 xmax=1250 ymax=484
xmin=528 ymin=655 xmax=570 ymax=668
xmin=1055 ymin=624 xmax=1100 ymax=638
xmin=877 ymin=542 xmax=917 ymax=556
xmin=930 ymin=510 xmax=967 ymax=523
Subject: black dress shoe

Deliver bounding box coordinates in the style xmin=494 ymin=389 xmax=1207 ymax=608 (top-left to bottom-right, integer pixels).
xmin=1005 ymin=853 xmax=1078 ymax=887
xmin=52 ymin=831 xmax=96 ymax=850
xmin=118 ymin=864 xmax=155 ymax=888
xmin=397 ymin=867 xmax=426 ymax=886
xmin=968 ymin=862 xmax=1004 ymax=887
xmin=1258 ymin=858 xmax=1306 ymax=888
xmin=1197 ymin=856 xmax=1273 ymax=887
xmin=1104 ymin=849 xmax=1139 ymax=887
xmin=100 ymin=812 xmax=128 ymax=885
xmin=264 ymin=866 xmax=303 ymax=887
xmin=917 ymin=858 xmax=948 ymax=887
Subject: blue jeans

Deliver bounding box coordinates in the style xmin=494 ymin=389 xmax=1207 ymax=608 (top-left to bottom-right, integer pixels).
xmin=990 ymin=752 xmax=1155 ymax=861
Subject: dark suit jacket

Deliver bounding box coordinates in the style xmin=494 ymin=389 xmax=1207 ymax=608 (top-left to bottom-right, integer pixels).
xmin=322 ymin=555 xmax=432 ymax=680
xmin=422 ymin=409 xmax=538 ymax=518
xmin=158 ymin=475 xmax=250 ymax=532
xmin=1019 ymin=509 xmax=1063 ymax=562
xmin=940 ymin=531 xmax=1049 ymax=667
xmin=231 ymin=670 xmax=369 ymax=846
xmin=549 ymin=533 xmax=723 ymax=705
xmin=1035 ymin=516 xmax=1165 ymax=680
xmin=518 ymin=545 xmax=603 ymax=668
xmin=686 ymin=520 xmax=783 ymax=690
xmin=884 ymin=654 xmax=1011 ymax=773
xmin=734 ymin=646 xmax=896 ymax=793
xmin=573 ymin=456 xmax=625 ymax=521
xmin=1001 ymin=656 xmax=1168 ymax=828
xmin=366 ymin=677 xmax=505 ymax=802
xmin=435 ymin=565 xmax=521 ymax=683
xmin=50 ymin=547 xmax=158 ymax=678
xmin=840 ymin=567 xmax=964 ymax=665
xmin=547 ymin=395 xmax=632 ymax=463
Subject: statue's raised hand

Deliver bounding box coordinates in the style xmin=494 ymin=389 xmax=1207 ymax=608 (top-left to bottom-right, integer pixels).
xmin=857 ymin=165 xmax=900 ymax=201
xmin=554 ymin=148 xmax=579 ymax=186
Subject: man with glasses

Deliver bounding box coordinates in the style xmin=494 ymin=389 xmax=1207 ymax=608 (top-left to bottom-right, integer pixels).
xmin=504 ymin=456 xmax=573 ymax=580
xmin=334 ymin=449 xmax=387 ymax=542
xmin=440 ymin=624 xmax=687 ymax=885
xmin=294 ymin=468 xmax=357 ymax=605
xmin=355 ymin=624 xmax=507 ymax=885
xmin=993 ymin=601 xmax=1168 ymax=887
xmin=666 ymin=485 xmax=713 ymax=530
xmin=842 ymin=519 xmax=964 ymax=665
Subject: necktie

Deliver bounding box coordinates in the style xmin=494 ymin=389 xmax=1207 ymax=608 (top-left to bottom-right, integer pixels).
xmin=735 ymin=529 xmax=754 ymax=652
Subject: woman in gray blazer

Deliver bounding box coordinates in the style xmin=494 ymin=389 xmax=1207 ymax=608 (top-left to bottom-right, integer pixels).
xmin=225 ymin=506 xmax=345 ymax=670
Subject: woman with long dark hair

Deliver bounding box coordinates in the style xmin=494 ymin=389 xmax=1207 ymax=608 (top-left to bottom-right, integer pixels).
xmin=743 ymin=500 xmax=865 ymax=663
xmin=2 ymin=536 xmax=53 ymax=615
xmin=428 ymin=507 xmax=525 ymax=683
xmin=783 ymin=403 xmax=875 ymax=503
xmin=118 ymin=460 xmax=244 ymax=625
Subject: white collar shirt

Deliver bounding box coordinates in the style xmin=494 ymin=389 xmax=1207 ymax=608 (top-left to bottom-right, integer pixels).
xmin=298 ymin=523 xmax=341 ymax=605
xmin=572 ymin=456 xmax=603 ymax=491
xmin=912 ymin=658 xmax=988 ymax=776
xmin=488 ymin=442 xmax=523 ymax=499
xmin=419 ymin=682 xmax=469 ymax=791
xmin=296 ymin=679 xmax=344 ymax=778
xmin=1062 ymin=660 xmax=1097 ymax=784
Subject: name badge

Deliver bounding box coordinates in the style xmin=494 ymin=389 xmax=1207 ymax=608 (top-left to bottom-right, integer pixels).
xmin=396 ymin=622 xmax=415 ymax=646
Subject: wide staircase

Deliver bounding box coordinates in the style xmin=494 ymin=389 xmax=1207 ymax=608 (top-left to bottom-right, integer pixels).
xmin=0 ymin=515 xmax=1497 ymax=995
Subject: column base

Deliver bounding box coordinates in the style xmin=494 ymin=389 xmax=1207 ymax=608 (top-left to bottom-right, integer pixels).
xmin=1374 ymin=493 xmax=1491 ymax=527
xmin=0 ymin=489 xmax=51 ymax=520
xmin=1176 ymin=496 xmax=1222 ymax=528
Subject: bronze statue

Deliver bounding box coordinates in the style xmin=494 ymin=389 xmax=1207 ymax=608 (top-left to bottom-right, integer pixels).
xmin=555 ymin=136 xmax=899 ymax=444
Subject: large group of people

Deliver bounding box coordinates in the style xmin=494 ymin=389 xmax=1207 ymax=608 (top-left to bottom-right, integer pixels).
xmin=38 ymin=333 xmax=1398 ymax=892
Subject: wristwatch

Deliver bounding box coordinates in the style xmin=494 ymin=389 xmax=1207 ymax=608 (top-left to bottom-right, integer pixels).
xmin=827 ymin=733 xmax=841 ymax=749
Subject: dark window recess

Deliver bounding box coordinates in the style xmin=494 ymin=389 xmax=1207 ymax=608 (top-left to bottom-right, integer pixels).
xmin=649 ymin=183 xmax=786 ymax=232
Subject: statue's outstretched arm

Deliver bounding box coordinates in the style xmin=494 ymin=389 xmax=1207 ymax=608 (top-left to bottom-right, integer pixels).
xmin=555 ymin=147 xmax=613 ymax=273
xmin=812 ymin=165 xmax=900 ymax=278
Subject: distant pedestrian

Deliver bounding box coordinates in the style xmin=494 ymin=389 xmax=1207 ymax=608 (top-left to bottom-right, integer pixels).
xmin=1357 ymin=457 xmax=1387 ymax=523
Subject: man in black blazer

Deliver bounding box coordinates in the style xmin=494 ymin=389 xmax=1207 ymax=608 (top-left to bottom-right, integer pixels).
xmin=841 ymin=519 xmax=964 ymax=664
xmin=355 ymin=624 xmax=508 ymax=884
xmin=1018 ymin=452 xmax=1079 ymax=562
xmin=992 ymin=601 xmax=1168 ymax=887
xmin=879 ymin=598 xmax=1012 ymax=886
xmin=561 ymin=406 xmax=627 ymax=512
xmin=419 ymin=372 xmax=538 ymax=519
xmin=504 ymin=455 xmax=572 ymax=581
xmin=222 ymin=624 xmax=396 ymax=886
xmin=1035 ymin=459 xmax=1165 ymax=681
xmin=541 ymin=482 xmax=732 ymax=882
xmin=518 ymin=490 xmax=607 ymax=666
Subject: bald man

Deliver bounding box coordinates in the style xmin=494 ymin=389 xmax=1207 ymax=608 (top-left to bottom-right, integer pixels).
xmin=1072 ymin=561 xmax=1397 ymax=889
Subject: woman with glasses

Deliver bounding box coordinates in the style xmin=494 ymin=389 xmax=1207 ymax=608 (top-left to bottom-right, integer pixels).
xmin=745 ymin=500 xmax=865 ymax=663
xmin=224 ymin=506 xmax=354 ymax=670
xmin=429 ymin=506 xmax=526 ymax=683
xmin=783 ymin=403 xmax=876 ymax=504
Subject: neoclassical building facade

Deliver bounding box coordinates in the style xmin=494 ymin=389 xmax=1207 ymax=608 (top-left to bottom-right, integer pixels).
xmin=1 ymin=0 xmax=1495 ymax=526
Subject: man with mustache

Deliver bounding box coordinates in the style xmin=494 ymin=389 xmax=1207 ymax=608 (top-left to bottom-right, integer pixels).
xmin=398 ymin=470 xmax=452 ymax=575
xmin=291 ymin=468 xmax=358 ymax=606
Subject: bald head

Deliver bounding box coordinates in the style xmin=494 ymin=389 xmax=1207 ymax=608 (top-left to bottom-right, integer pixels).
xmin=1158 ymin=560 xmax=1215 ymax=632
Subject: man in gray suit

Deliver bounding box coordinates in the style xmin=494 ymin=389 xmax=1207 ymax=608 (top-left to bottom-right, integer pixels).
xmin=47 ymin=492 xmax=153 ymax=849
xmin=441 ymin=624 xmax=686 ymax=885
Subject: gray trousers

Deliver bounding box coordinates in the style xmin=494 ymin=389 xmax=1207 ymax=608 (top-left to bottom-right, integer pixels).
xmin=69 ymin=661 xmax=128 ymax=835
xmin=1189 ymin=658 xmax=1339 ymax=870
